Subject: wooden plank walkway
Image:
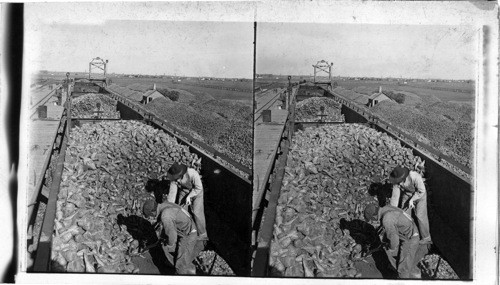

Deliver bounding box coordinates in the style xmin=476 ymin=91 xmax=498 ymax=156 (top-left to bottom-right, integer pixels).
xmin=252 ymin=88 xmax=289 ymax=223
xmin=27 ymin=86 xmax=66 ymax=203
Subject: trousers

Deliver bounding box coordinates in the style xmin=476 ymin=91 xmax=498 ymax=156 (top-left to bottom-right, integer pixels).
xmin=163 ymin=232 xmax=206 ymax=275
xmin=386 ymin=234 xmax=420 ymax=278
xmin=401 ymin=192 xmax=430 ymax=239
xmin=178 ymin=190 xmax=206 ymax=236
xmin=190 ymin=192 xmax=206 ymax=236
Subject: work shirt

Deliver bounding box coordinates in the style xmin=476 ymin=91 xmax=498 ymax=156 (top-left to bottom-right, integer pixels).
xmin=379 ymin=205 xmax=419 ymax=252
xmin=167 ymin=168 xmax=203 ymax=204
xmin=158 ymin=202 xmax=196 ymax=249
xmin=390 ymin=171 xmax=426 ymax=207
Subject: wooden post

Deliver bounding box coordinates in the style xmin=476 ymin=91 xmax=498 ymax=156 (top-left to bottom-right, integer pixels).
xmin=66 ymin=72 xmax=70 ymax=137
xmin=253 ymin=22 xmax=257 ymax=111
xmin=313 ymin=65 xmax=316 ymax=83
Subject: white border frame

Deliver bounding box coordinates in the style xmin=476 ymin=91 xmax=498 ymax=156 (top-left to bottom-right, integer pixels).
xmin=14 ymin=1 xmax=498 ymax=284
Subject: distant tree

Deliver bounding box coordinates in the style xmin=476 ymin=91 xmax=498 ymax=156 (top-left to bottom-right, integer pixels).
xmin=391 ymin=93 xmax=405 ymax=104
xmin=168 ymin=90 xmax=179 ymax=101
xmin=374 ymin=89 xmax=405 ymax=104
xmin=332 ymin=81 xmax=338 ymax=88
xmin=381 ymin=90 xmax=405 ymax=104
xmin=157 ymin=88 xmax=180 ymax=101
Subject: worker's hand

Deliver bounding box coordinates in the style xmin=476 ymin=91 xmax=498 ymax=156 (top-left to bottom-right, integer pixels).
xmin=185 ymin=196 xmax=192 ymax=206
xmin=408 ymin=199 xmax=415 ymax=209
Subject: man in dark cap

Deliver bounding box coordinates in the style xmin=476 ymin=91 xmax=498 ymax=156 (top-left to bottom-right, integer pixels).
xmin=143 ymin=199 xmax=205 ymax=275
xmin=388 ymin=165 xmax=431 ymax=245
xmin=166 ymin=162 xmax=207 ymax=240
xmin=364 ymin=203 xmax=423 ymax=279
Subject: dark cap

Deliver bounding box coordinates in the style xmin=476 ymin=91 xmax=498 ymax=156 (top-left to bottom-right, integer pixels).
xmin=388 ymin=165 xmax=409 ymax=184
xmin=166 ymin=162 xmax=187 ymax=181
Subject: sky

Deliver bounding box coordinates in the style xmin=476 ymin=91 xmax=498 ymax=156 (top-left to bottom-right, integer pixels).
xmin=24 ymin=4 xmax=478 ymax=80
xmin=257 ymin=23 xmax=477 ymax=80
xmin=25 ymin=5 xmax=254 ymax=78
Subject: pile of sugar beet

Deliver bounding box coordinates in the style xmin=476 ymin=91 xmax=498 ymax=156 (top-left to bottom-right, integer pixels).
xmin=71 ymin=93 xmax=120 ymax=119
xmin=269 ymin=124 xmax=428 ymax=277
xmin=50 ymin=120 xmax=230 ymax=274
xmin=295 ymin=97 xmax=344 ymax=122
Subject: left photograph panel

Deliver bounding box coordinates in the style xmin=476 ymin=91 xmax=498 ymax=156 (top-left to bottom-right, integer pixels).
xmin=22 ymin=3 xmax=253 ymax=277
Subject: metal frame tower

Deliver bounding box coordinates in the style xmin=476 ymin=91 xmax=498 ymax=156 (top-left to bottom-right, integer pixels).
xmin=312 ymin=60 xmax=333 ymax=83
xmin=89 ymin=57 xmax=108 ymax=80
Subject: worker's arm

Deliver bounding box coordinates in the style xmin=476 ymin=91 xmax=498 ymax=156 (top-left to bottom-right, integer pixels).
xmin=186 ymin=169 xmax=203 ymax=201
xmin=167 ymin=181 xmax=178 ymax=204
xmin=383 ymin=215 xmax=400 ymax=256
xmin=161 ymin=208 xmax=177 ymax=252
xmin=389 ymin=185 xmax=401 ymax=207
xmin=409 ymin=172 xmax=426 ymax=203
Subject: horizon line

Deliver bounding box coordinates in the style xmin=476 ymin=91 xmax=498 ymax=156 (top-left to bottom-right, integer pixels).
xmin=33 ymin=70 xmax=254 ymax=80
xmin=33 ymin=70 xmax=474 ymax=82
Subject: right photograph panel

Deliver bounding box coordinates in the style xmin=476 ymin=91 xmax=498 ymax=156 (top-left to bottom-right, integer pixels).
xmin=253 ymin=22 xmax=475 ymax=280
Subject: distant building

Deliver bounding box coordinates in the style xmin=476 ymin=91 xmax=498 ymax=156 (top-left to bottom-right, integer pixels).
xmin=367 ymin=86 xmax=392 ymax=107
xmin=142 ymin=83 xmax=164 ymax=104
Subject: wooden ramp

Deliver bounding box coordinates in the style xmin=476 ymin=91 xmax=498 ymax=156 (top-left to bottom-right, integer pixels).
xmin=28 ymin=87 xmax=66 ymax=203
xmin=252 ymin=88 xmax=288 ymax=223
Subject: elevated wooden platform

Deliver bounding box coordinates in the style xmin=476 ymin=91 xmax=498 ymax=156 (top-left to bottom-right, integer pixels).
xmin=252 ymin=88 xmax=288 ymax=223
xmin=28 ymin=87 xmax=66 ymax=202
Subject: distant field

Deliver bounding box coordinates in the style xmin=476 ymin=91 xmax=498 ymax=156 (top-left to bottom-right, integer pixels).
xmin=337 ymin=80 xmax=474 ymax=103
xmin=111 ymin=77 xmax=252 ymax=103
xmin=255 ymin=81 xmax=287 ymax=90
xmin=31 ymin=74 xmax=66 ymax=87
xmin=188 ymin=80 xmax=252 ymax=91
xmin=255 ymin=76 xmax=307 ymax=89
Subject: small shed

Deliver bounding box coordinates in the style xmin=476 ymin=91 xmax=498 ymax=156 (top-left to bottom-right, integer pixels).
xmin=142 ymin=84 xmax=164 ymax=104
xmin=367 ymin=86 xmax=392 ymax=107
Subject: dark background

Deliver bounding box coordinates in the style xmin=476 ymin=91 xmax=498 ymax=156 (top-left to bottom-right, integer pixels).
xmin=2 ymin=3 xmax=23 ymax=283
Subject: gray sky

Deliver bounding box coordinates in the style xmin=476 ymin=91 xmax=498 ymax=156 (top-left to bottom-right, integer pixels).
xmin=257 ymin=23 xmax=476 ymax=80
xmin=27 ymin=18 xmax=253 ymax=78
xmin=24 ymin=4 xmax=478 ymax=80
